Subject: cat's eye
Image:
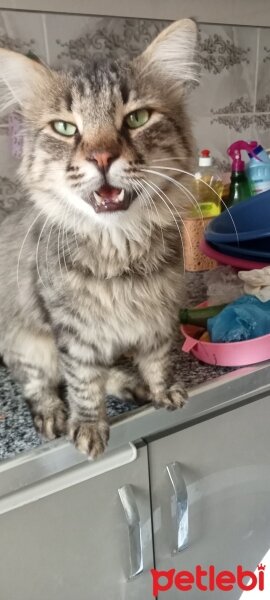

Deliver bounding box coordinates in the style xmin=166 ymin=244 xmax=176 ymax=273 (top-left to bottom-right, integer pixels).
xmin=125 ymin=109 xmax=150 ymax=129
xmin=52 ymin=120 xmax=78 ymax=137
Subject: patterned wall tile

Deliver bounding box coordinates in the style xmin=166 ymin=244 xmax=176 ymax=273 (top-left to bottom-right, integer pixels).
xmin=256 ymin=28 xmax=270 ymax=110
xmin=254 ymin=28 xmax=270 ymax=150
xmin=251 ymin=117 xmax=270 ymax=152
xmin=192 ymin=115 xmax=258 ymax=169
xmin=0 ymin=10 xmax=47 ymax=60
xmin=44 ymin=14 xmax=166 ymax=67
xmin=42 ymin=13 xmax=102 ymax=67
xmin=0 ymin=132 xmax=19 ymax=185
xmin=190 ymin=25 xmax=258 ymax=120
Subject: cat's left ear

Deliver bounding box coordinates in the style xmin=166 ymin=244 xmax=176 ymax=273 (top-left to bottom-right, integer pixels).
xmin=0 ymin=48 xmax=53 ymax=112
xmin=136 ymin=18 xmax=198 ymax=87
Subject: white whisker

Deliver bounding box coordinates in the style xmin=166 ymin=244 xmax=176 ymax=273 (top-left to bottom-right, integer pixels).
xmin=45 ymin=220 xmax=55 ymax=285
xmin=134 ymin=178 xmax=166 ymax=252
xmin=141 ymin=177 xmax=187 ymax=270
xmin=57 ymin=218 xmax=64 ymax=280
xmin=141 ymin=167 xmax=204 ymax=222
xmin=143 ymin=177 xmax=193 ymax=252
xmin=145 ymin=165 xmax=239 ymax=243
xmin=16 ymin=209 xmax=44 ymax=291
xmin=131 ymin=179 xmax=153 ymax=237
xmin=35 ymin=214 xmax=51 ymax=289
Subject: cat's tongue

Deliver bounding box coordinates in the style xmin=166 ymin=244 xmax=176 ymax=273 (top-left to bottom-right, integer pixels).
xmin=93 ymin=185 xmax=126 ymax=212
xmin=97 ymin=185 xmax=122 ymax=201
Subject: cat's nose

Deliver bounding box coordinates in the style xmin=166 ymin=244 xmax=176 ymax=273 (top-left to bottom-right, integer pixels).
xmin=92 ymin=151 xmax=118 ymax=171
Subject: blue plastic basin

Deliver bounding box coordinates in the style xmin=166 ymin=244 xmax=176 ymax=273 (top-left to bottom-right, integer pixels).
xmin=211 ymin=238 xmax=270 ymax=262
xmin=205 ymin=190 xmax=270 ymax=243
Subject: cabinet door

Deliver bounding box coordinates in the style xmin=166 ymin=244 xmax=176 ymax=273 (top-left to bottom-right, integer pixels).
xmin=0 ymin=445 xmax=154 ymax=600
xmin=149 ymin=398 xmax=270 ymax=599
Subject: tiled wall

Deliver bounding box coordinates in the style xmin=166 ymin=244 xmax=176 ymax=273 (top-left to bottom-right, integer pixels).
xmin=0 ymin=9 xmax=269 ymax=200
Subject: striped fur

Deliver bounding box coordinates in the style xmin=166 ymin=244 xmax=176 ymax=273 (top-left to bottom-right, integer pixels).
xmin=0 ymin=19 xmax=197 ymax=457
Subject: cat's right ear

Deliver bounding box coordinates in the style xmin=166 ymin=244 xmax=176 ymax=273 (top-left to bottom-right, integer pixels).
xmin=0 ymin=49 xmax=52 ymax=112
xmin=136 ymin=19 xmax=199 ymax=91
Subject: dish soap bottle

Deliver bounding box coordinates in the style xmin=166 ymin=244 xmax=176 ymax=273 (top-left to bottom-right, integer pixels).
xmin=227 ymin=141 xmax=252 ymax=207
xmin=182 ymin=149 xmax=222 ymax=271
xmin=192 ymin=149 xmax=223 ymax=217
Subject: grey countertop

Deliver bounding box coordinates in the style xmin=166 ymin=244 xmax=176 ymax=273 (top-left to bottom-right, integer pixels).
xmin=0 ymin=336 xmax=231 ymax=461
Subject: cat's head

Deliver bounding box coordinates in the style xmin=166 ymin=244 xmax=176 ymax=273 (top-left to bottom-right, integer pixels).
xmin=0 ymin=19 xmax=198 ymax=236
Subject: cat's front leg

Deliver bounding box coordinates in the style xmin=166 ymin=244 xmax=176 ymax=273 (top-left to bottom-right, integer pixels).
xmin=60 ymin=348 xmax=109 ymax=457
xmin=136 ymin=341 xmax=188 ymax=410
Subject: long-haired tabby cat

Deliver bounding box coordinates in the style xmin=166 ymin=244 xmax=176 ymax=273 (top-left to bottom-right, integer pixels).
xmin=0 ymin=19 xmax=198 ymax=457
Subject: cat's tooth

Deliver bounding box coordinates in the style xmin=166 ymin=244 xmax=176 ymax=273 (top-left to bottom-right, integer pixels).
xmin=93 ymin=191 xmax=102 ymax=206
xmin=117 ymin=189 xmax=125 ymax=203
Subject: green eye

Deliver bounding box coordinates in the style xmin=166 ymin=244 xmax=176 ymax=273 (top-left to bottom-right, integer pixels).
xmin=52 ymin=120 xmax=77 ymax=137
xmin=125 ymin=109 xmax=150 ymax=129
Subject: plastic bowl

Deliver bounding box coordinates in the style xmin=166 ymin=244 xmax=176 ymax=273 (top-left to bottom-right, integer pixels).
xmin=208 ymin=238 xmax=270 ymax=262
xmin=200 ymin=239 xmax=268 ymax=270
xmin=205 ymin=190 xmax=270 ymax=244
xmin=181 ymin=302 xmax=270 ymax=367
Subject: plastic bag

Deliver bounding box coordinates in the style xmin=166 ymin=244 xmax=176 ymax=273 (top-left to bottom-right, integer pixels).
xmin=208 ymin=295 xmax=270 ymax=342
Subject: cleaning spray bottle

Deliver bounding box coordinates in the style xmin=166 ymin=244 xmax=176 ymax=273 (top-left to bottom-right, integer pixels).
xmin=227 ymin=141 xmax=253 ymax=207
xmin=246 ymin=141 xmax=270 ymax=194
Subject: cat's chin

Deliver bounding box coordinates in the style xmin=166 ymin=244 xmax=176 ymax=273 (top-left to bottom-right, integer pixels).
xmin=83 ymin=186 xmax=137 ymax=214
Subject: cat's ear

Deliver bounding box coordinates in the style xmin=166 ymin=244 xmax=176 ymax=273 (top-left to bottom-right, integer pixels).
xmin=137 ymin=18 xmax=198 ymax=87
xmin=0 ymin=48 xmax=52 ymax=111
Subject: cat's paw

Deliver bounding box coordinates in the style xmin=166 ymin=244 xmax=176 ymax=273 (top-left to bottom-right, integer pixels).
xmin=153 ymin=384 xmax=188 ymax=411
xmin=32 ymin=397 xmax=67 ymax=440
xmin=68 ymin=420 xmax=110 ymax=458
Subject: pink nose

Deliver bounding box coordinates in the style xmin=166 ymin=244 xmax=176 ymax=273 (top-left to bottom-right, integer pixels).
xmin=92 ymin=151 xmax=116 ymax=171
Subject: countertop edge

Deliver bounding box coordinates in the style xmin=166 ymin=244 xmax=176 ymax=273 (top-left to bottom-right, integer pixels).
xmin=1 ymin=361 xmax=270 ymax=500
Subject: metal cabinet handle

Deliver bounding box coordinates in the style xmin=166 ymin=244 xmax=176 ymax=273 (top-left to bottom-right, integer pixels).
xmin=118 ymin=484 xmax=143 ymax=579
xmin=166 ymin=461 xmax=188 ymax=553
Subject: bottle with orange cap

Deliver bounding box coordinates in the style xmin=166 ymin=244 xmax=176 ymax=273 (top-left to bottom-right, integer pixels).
xmin=191 ymin=149 xmax=223 ymax=218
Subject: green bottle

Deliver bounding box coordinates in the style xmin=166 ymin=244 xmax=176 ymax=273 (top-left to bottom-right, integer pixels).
xmin=227 ymin=141 xmax=252 ymax=208
xmin=179 ymin=304 xmax=227 ymax=328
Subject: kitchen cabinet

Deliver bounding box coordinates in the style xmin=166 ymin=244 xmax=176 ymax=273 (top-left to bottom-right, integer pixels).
xmin=0 ymin=444 xmax=154 ymax=600
xmin=149 ymin=397 xmax=270 ymax=598
xmin=2 ymin=376 xmax=270 ymax=599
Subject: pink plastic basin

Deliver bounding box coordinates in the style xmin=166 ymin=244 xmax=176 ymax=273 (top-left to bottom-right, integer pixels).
xmin=181 ymin=302 xmax=270 ymax=367
xmin=200 ymin=238 xmax=268 ymax=270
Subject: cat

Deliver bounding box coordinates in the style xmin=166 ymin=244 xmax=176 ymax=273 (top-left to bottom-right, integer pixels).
xmin=0 ymin=18 xmax=198 ymax=457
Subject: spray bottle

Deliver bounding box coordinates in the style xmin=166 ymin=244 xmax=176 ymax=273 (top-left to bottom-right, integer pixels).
xmin=227 ymin=141 xmax=253 ymax=207
xmin=246 ymin=141 xmax=270 ymax=194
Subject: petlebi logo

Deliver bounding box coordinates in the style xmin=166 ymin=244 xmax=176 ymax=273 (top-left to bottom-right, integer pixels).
xmin=151 ymin=564 xmax=266 ymax=595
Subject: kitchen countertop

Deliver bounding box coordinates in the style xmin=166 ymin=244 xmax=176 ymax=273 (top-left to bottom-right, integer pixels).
xmin=1 ymin=272 xmax=270 ymax=471
xmin=0 ymin=332 xmax=231 ymax=461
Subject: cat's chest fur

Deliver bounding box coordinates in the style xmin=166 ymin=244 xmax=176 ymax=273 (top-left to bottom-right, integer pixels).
xmin=41 ymin=226 xmax=184 ymax=358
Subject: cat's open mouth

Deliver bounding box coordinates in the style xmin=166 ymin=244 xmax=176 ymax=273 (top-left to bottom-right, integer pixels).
xmin=88 ymin=185 xmax=136 ymax=213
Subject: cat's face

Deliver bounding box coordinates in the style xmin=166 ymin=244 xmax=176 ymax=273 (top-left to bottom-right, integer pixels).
xmin=0 ymin=19 xmax=198 ymax=234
